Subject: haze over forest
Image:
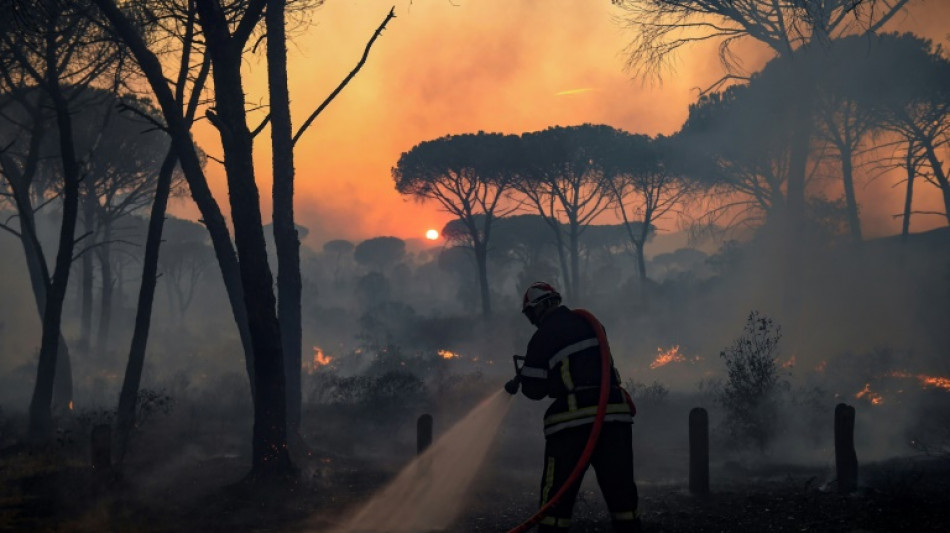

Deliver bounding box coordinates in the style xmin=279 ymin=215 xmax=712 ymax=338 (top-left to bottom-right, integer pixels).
xmin=0 ymin=0 xmax=949 ymax=531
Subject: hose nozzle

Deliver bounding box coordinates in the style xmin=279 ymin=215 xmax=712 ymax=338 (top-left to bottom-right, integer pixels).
xmin=504 ymin=377 xmax=520 ymax=395
xmin=505 ymin=354 xmax=525 ymax=395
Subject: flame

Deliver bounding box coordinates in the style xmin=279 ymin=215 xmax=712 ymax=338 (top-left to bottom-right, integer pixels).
xmin=438 ymin=349 xmax=461 ymax=360
xmin=919 ymin=375 xmax=950 ymax=390
xmin=650 ymin=345 xmax=684 ymax=369
xmin=68 ymin=401 xmax=73 ymax=411
xmin=313 ymin=346 xmax=332 ymax=367
xmin=885 ymin=370 xmax=950 ymax=391
xmin=856 ymin=383 xmax=884 ymax=405
xmin=781 ymin=356 xmax=796 ymax=369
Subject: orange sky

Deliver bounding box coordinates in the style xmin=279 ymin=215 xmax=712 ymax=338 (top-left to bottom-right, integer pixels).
xmin=177 ymin=0 xmax=950 ymax=248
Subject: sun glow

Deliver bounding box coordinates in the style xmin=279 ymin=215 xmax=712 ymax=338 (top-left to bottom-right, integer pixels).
xmin=426 ymin=229 xmax=439 ymax=240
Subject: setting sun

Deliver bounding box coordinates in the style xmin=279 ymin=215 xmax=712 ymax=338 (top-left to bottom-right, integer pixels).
xmin=425 ymin=229 xmax=439 ymax=240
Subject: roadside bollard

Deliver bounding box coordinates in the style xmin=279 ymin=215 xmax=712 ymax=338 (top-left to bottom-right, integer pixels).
xmin=417 ymin=413 xmax=433 ymax=455
xmin=835 ymin=403 xmax=858 ymax=493
xmin=689 ymin=407 xmax=709 ymax=495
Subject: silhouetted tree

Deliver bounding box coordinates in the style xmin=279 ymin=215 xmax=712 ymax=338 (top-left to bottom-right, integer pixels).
xmin=323 ymin=238 xmax=354 ymax=282
xmin=810 ymin=37 xmax=881 ymax=244
xmin=859 ymin=33 xmax=950 ymax=227
xmin=355 ymin=236 xmax=406 ymax=272
xmin=72 ymin=93 xmax=173 ymax=353
xmin=602 ymin=131 xmax=689 ymax=284
xmin=92 ymin=0 xmax=258 ymax=403
xmin=614 ymin=0 xmax=913 ymax=318
xmin=0 ymin=88 xmax=76 ymax=413
xmin=515 ymin=124 xmax=615 ymax=301
xmin=394 ymin=132 xmax=521 ymax=316
xmin=675 ymin=72 xmax=804 ymax=233
xmin=0 ymin=0 xmax=122 ymax=440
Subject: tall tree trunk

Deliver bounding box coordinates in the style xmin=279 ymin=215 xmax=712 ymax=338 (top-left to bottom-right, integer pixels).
xmin=199 ymin=2 xmax=291 ymax=476
xmin=267 ymin=0 xmax=302 ymax=433
xmin=92 ymin=0 xmax=257 ymax=397
xmin=3 ymin=158 xmax=75 ymax=413
xmin=15 ymin=201 xmax=74 ymax=411
xmin=114 ymin=149 xmax=176 ymax=466
xmin=554 ymin=232 xmax=570 ymax=299
xmin=79 ymin=195 xmax=96 ymax=353
xmin=782 ymin=82 xmax=814 ymax=325
xmin=473 ymin=241 xmax=491 ymax=316
xmin=901 ymin=143 xmax=915 ymax=243
xmin=569 ymin=221 xmax=580 ymax=301
xmin=29 ymin=73 xmax=81 ymax=441
xmin=96 ymin=234 xmax=113 ymax=353
xmin=840 ymin=145 xmax=862 ymax=243
xmin=922 ymin=142 xmax=950 ymax=226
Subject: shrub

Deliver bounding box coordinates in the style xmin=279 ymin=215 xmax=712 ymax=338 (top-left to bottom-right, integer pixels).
xmin=624 ymin=379 xmax=670 ymax=404
xmin=717 ymin=311 xmax=788 ymax=452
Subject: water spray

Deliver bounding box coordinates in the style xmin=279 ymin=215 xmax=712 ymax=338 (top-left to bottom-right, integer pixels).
xmin=327 ymin=309 xmax=616 ymax=533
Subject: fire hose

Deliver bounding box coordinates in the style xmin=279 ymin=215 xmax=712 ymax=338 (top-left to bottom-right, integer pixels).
xmin=504 ymin=308 xmax=620 ymax=533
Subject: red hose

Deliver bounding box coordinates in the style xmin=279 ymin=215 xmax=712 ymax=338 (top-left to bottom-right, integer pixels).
xmin=506 ymin=308 xmax=612 ymax=533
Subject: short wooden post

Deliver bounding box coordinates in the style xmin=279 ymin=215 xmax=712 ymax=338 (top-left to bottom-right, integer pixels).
xmin=689 ymin=407 xmax=709 ymax=495
xmin=91 ymin=424 xmax=112 ymax=471
xmin=835 ymin=403 xmax=858 ymax=493
xmin=417 ymin=414 xmax=433 ymax=455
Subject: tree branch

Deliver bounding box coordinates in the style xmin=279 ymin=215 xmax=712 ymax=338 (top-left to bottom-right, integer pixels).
xmin=292 ymin=7 xmax=396 ymax=146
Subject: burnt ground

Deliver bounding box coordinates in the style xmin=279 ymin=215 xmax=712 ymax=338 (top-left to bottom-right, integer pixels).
xmin=2 ymin=438 xmax=950 ymax=533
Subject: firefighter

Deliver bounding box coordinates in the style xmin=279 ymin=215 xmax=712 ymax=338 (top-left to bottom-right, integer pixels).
xmin=507 ymin=281 xmax=640 ymax=532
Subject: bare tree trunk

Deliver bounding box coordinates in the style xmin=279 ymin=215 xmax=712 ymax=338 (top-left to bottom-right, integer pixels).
xmin=29 ymin=72 xmax=81 ymax=441
xmin=114 ymin=149 xmax=176 ymax=466
xmin=79 ymin=194 xmax=96 ymax=353
xmin=96 ymin=232 xmax=113 ymax=353
xmin=3 ymin=158 xmax=74 ymax=413
xmin=92 ymin=0 xmax=257 ymax=397
xmin=569 ymin=222 xmax=580 ymax=301
xmin=840 ymin=145 xmax=863 ymax=243
xmin=901 ymin=143 xmax=915 ymax=243
xmin=473 ymin=241 xmax=491 ymax=316
xmin=198 ymin=0 xmax=291 ymax=477
xmin=555 ymin=234 xmax=570 ymax=299
xmin=267 ymin=0 xmax=303 ymax=433
xmin=782 ymin=83 xmax=814 ymax=325
xmin=922 ymin=142 xmax=950 ymax=226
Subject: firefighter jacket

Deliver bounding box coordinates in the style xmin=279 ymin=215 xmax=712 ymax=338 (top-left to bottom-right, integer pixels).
xmin=519 ymin=305 xmax=634 ymax=437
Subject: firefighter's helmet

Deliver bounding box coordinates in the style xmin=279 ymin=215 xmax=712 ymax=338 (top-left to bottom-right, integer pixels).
xmin=522 ymin=281 xmax=561 ymax=313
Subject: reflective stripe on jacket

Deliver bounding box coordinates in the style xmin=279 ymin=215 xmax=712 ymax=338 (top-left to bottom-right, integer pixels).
xmin=520 ymin=306 xmax=633 ymax=436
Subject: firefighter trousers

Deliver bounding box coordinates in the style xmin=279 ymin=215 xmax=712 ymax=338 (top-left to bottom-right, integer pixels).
xmin=537 ymin=422 xmax=639 ymax=532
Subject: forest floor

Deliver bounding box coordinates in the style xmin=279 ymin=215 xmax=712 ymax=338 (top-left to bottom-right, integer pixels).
xmin=2 ymin=437 xmax=950 ymax=533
